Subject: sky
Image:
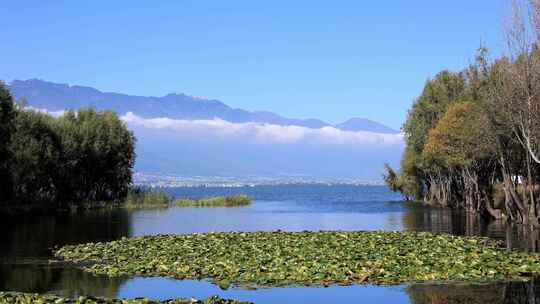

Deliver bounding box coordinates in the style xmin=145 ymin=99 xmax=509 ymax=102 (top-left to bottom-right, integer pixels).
xmin=1 ymin=1 xmax=507 ymax=129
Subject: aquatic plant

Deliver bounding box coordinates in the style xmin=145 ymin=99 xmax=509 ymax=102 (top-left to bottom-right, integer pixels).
xmin=55 ymin=231 xmax=540 ymax=287
xmin=175 ymin=195 xmax=251 ymax=207
xmin=0 ymin=292 xmax=251 ymax=304
xmin=124 ymin=188 xmax=171 ymax=208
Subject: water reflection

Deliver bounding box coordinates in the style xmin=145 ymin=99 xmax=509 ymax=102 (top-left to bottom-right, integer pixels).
xmin=2 ymin=185 xmax=540 ymax=303
xmin=401 ymin=205 xmax=540 ymax=252
xmin=407 ymin=280 xmax=540 ymax=304
xmin=0 ymin=264 xmax=125 ymax=299
xmin=0 ymin=209 xmax=131 ymax=298
xmin=0 ymin=210 xmax=130 ymax=260
xmin=128 ymin=204 xmax=404 ymax=235
xmin=116 ymin=278 xmax=540 ymax=304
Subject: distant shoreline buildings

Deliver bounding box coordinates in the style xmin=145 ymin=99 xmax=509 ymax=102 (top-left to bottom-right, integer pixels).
xmin=133 ymin=172 xmax=385 ymax=188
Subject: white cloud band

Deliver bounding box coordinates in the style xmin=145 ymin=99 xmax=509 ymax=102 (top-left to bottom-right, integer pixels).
xmin=121 ymin=112 xmax=404 ymax=146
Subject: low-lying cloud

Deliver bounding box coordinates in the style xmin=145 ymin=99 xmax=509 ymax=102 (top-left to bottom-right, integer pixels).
xmin=27 ymin=108 xmax=404 ymax=179
xmin=121 ymin=112 xmax=404 ymax=146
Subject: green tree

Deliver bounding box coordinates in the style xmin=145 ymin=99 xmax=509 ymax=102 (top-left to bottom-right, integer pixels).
xmin=423 ymin=102 xmax=494 ymax=169
xmin=385 ymin=71 xmax=468 ymax=201
xmin=9 ymin=110 xmax=62 ymax=205
xmin=55 ymin=108 xmax=136 ymax=205
xmin=423 ymin=101 xmax=498 ymax=214
xmin=0 ymin=82 xmax=16 ymax=203
xmin=0 ymin=83 xmax=136 ymax=209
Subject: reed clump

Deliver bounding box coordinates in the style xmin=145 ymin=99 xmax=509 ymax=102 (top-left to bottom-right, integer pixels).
xmin=175 ymin=195 xmax=251 ymax=207
xmin=124 ymin=188 xmax=171 ymax=208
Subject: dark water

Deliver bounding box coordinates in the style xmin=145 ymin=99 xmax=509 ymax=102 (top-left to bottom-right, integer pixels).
xmin=2 ymin=185 xmax=540 ymax=303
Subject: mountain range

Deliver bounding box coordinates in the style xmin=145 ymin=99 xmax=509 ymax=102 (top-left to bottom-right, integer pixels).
xmin=8 ymin=79 xmax=398 ymax=134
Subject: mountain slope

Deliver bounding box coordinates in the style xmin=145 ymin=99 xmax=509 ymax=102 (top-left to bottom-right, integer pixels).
xmin=336 ymin=118 xmax=399 ymax=134
xmin=8 ymin=79 xmax=398 ymax=133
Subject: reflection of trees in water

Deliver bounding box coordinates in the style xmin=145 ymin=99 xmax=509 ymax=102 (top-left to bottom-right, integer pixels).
xmin=0 ymin=209 xmax=131 ymax=296
xmin=0 ymin=209 xmax=131 ymax=259
xmin=506 ymin=226 xmax=540 ymax=252
xmin=400 ymin=206 xmax=540 ymax=252
xmin=407 ymin=280 xmax=540 ymax=304
xmin=0 ymin=264 xmax=126 ymax=298
xmin=400 ymin=206 xmax=500 ymax=236
xmin=503 ymin=280 xmax=540 ymax=304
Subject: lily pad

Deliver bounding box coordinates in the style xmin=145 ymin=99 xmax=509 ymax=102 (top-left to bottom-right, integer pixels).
xmin=0 ymin=292 xmax=251 ymax=304
xmin=55 ymin=231 xmax=540 ymax=287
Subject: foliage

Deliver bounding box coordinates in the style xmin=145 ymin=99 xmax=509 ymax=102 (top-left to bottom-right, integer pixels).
xmin=385 ymin=38 xmax=540 ymax=221
xmin=0 ymin=292 xmax=251 ymax=304
xmin=402 ymin=70 xmax=467 ymax=159
xmin=385 ymin=71 xmax=469 ymax=202
xmin=383 ymin=2 xmax=540 ymax=224
xmin=382 ymin=164 xmax=402 ymax=193
xmin=423 ymin=102 xmax=495 ymax=168
xmin=54 ymin=108 xmax=136 ymax=204
xmin=175 ymin=195 xmax=251 ymax=207
xmin=55 ymin=231 xmax=540 ymax=287
xmin=125 ymin=188 xmax=171 ymax=208
xmin=9 ymin=110 xmax=62 ymax=204
xmin=0 ymin=82 xmax=15 ymax=203
xmin=0 ymin=85 xmax=136 ymax=208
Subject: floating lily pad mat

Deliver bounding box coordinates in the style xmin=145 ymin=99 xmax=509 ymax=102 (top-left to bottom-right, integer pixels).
xmin=0 ymin=292 xmax=251 ymax=304
xmin=55 ymin=231 xmax=540 ymax=287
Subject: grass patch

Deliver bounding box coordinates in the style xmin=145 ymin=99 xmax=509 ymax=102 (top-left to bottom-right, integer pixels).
xmin=0 ymin=292 xmax=251 ymax=304
xmin=124 ymin=188 xmax=171 ymax=209
xmin=175 ymin=195 xmax=251 ymax=207
xmin=55 ymin=231 xmax=540 ymax=287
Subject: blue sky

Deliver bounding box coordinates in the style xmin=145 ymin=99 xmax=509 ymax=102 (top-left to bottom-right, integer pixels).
xmin=1 ymin=1 xmax=506 ymax=129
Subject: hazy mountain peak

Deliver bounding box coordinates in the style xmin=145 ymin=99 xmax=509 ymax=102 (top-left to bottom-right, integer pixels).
xmin=335 ymin=117 xmax=397 ymax=134
xmin=8 ymin=79 xmax=398 ymax=133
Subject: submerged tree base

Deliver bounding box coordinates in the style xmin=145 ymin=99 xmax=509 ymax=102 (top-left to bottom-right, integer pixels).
xmin=0 ymin=292 xmax=250 ymax=304
xmin=55 ymin=231 xmax=540 ymax=287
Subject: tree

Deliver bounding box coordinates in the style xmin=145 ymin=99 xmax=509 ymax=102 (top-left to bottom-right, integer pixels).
xmin=385 ymin=71 xmax=468 ymax=202
xmin=501 ymin=0 xmax=540 ymax=166
xmin=384 ymin=2 xmax=540 ymax=225
xmin=9 ymin=110 xmax=62 ymax=204
xmin=0 ymin=82 xmax=15 ymax=203
xmin=424 ymin=102 xmax=494 ymax=169
xmin=54 ymin=108 xmax=136 ymax=205
xmin=0 ymin=82 xmax=137 ymax=209
xmin=423 ymin=102 xmax=498 ymax=215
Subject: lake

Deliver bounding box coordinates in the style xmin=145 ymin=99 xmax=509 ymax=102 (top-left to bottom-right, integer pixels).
xmin=1 ymin=185 xmax=539 ymax=303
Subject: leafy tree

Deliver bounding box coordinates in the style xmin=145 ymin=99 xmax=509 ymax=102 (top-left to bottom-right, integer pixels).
xmin=9 ymin=110 xmax=62 ymax=204
xmin=423 ymin=101 xmax=498 ymax=214
xmin=423 ymin=102 xmax=495 ymax=169
xmin=402 ymin=70 xmax=467 ymax=158
xmin=0 ymin=83 xmax=136 ymax=209
xmin=386 ymin=1 xmax=540 ymax=225
xmin=0 ymin=82 xmax=15 ymax=203
xmin=385 ymin=71 xmax=468 ymax=201
xmin=54 ymin=108 xmax=136 ymax=205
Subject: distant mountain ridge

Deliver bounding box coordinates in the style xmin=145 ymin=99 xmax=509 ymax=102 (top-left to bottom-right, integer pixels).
xmin=8 ymin=79 xmax=398 ymax=133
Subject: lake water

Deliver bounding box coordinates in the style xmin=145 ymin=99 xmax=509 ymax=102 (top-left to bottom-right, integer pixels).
xmin=1 ymin=185 xmax=540 ymax=303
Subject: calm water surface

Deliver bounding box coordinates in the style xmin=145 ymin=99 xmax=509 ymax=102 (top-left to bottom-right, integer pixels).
xmin=1 ymin=185 xmax=540 ymax=303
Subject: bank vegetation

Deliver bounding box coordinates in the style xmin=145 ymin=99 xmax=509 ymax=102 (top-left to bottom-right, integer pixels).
xmin=0 ymin=83 xmax=136 ymax=210
xmin=385 ymin=0 xmax=540 ymax=226
xmin=175 ymin=195 xmax=251 ymax=207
